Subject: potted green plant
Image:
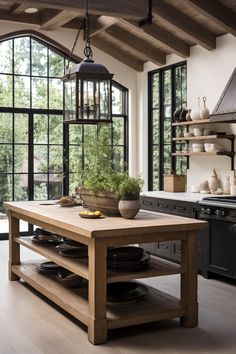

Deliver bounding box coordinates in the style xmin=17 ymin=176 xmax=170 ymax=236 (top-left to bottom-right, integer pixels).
xmin=77 ymin=127 xmax=143 ymax=217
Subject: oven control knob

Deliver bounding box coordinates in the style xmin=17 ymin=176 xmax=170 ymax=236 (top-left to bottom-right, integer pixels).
xmin=220 ymin=210 xmax=226 ymax=217
xmin=200 ymin=208 xmax=205 ymax=214
xmin=206 ymin=208 xmax=212 ymax=215
xmin=215 ymin=209 xmax=221 ymax=216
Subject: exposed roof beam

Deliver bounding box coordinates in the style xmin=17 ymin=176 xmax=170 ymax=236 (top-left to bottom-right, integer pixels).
xmin=106 ymin=25 xmax=166 ymax=66
xmin=90 ymin=16 xmax=118 ymax=37
xmin=0 ymin=9 xmax=41 ymax=25
xmin=40 ymin=10 xmax=80 ymax=30
xmin=91 ymin=36 xmax=144 ymax=71
xmin=184 ymin=0 xmax=236 ymax=36
xmin=6 ymin=0 xmax=148 ymax=20
xmin=11 ymin=3 xmax=32 ymax=15
xmin=121 ymin=20 xmax=190 ymax=58
xmin=152 ymin=0 xmax=216 ymax=50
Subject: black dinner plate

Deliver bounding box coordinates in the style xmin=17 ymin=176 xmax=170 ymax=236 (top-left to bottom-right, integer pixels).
xmin=107 ymin=246 xmax=144 ymax=261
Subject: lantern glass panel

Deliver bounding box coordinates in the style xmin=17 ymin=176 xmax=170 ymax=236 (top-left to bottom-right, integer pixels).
xmin=100 ymin=80 xmax=110 ymax=119
xmin=64 ymin=79 xmax=76 ymax=121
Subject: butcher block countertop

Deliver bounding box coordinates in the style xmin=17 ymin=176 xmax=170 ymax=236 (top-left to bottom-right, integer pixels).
xmin=4 ymin=201 xmax=207 ymax=240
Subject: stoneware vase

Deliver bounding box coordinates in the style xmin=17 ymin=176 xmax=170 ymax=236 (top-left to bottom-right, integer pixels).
xmin=186 ymin=109 xmax=192 ymax=121
xmin=209 ymin=168 xmax=219 ymax=193
xmin=118 ymin=198 xmax=140 ymax=219
xmin=190 ymin=97 xmax=201 ymax=120
xmin=200 ymin=96 xmax=209 ymax=119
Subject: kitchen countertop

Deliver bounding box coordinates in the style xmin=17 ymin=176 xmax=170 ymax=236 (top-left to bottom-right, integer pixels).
xmin=141 ymin=191 xmax=214 ymax=203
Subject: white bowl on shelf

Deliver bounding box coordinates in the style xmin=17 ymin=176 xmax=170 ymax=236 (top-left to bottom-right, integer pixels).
xmin=204 ymin=143 xmax=216 ymax=152
xmin=193 ymin=128 xmax=203 ymax=136
xmin=192 ymin=143 xmax=204 ymax=152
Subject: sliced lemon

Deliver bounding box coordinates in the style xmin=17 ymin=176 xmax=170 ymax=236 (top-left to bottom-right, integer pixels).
xmin=94 ymin=210 xmax=101 ymax=216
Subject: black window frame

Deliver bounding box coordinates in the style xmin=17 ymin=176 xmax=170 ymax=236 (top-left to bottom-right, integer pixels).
xmin=148 ymin=61 xmax=187 ymax=191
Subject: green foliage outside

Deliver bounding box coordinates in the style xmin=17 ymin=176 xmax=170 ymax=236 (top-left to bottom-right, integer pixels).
xmin=79 ymin=126 xmax=143 ymax=198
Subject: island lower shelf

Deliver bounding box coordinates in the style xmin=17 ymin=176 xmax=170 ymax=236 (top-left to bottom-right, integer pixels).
xmin=15 ymin=237 xmax=183 ymax=283
xmin=12 ymin=262 xmax=185 ymax=330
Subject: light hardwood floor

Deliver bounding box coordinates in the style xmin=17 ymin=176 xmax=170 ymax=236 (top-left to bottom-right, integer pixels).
xmin=0 ymin=240 xmax=236 ymax=354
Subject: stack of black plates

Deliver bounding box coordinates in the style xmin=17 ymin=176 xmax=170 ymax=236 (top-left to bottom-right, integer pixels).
xmin=36 ymin=261 xmax=63 ymax=275
xmin=107 ymin=246 xmax=150 ymax=272
xmin=107 ymin=281 xmax=148 ymax=303
xmin=32 ymin=228 xmax=63 ymax=244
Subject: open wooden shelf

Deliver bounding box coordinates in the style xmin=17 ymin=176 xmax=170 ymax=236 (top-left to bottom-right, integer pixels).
xmin=173 ymin=134 xmax=234 ymax=141
xmin=172 ymin=119 xmax=210 ymax=126
xmin=12 ymin=262 xmax=89 ymax=325
xmin=15 ymin=237 xmax=89 ymax=280
xmin=16 ymin=237 xmax=183 ymax=283
xmin=12 ymin=262 xmax=184 ymax=330
xmin=172 ymin=151 xmax=234 ymax=157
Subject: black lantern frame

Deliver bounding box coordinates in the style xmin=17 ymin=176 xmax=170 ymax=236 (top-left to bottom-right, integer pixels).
xmin=62 ymin=0 xmax=114 ymax=124
xmin=62 ymin=59 xmax=113 ymax=124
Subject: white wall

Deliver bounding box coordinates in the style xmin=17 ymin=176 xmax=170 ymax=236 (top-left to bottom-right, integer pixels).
xmin=137 ymin=34 xmax=236 ymax=191
xmin=0 ymin=21 xmax=138 ymax=175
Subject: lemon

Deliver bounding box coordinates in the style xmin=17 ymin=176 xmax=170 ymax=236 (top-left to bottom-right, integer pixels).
xmin=94 ymin=210 xmax=101 ymax=216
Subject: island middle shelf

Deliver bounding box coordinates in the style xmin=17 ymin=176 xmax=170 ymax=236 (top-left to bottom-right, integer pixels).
xmin=15 ymin=237 xmax=183 ymax=283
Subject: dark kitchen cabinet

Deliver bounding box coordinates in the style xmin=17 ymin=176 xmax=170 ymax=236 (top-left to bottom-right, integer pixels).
xmin=206 ymin=220 xmax=235 ymax=278
xmin=140 ymin=196 xmax=204 ymax=271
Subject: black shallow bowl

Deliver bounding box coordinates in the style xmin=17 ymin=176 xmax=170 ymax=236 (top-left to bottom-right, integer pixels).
xmin=63 ymin=237 xmax=86 ymax=248
xmin=57 ymin=269 xmax=85 ymax=288
xmin=59 ymin=247 xmax=88 ymax=258
xmin=107 ymin=281 xmax=148 ymax=302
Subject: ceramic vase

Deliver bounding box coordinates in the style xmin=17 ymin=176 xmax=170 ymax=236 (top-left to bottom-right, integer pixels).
xmin=200 ymin=96 xmax=209 ymax=119
xmin=209 ymin=168 xmax=219 ymax=193
xmin=186 ymin=109 xmax=192 ymax=121
xmin=190 ymin=97 xmax=201 ymax=120
xmin=118 ymin=199 xmax=140 ymax=219
xmin=224 ymin=176 xmax=230 ymax=195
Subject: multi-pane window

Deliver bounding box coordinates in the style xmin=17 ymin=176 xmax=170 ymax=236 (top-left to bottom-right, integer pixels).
xmin=148 ymin=62 xmax=187 ymax=191
xmin=0 ymin=35 xmax=128 ymax=238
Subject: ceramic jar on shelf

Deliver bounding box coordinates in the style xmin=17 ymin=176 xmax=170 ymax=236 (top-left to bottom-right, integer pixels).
xmin=200 ymin=96 xmax=209 ymax=119
xmin=190 ymin=97 xmax=201 ymax=120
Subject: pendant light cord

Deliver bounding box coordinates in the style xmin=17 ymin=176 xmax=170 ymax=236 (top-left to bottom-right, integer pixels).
xmin=66 ymin=17 xmax=84 ymax=70
xmin=84 ymin=0 xmax=93 ymax=60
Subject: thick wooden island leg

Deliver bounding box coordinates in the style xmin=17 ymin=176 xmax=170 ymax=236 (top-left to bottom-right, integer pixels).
xmin=180 ymin=230 xmax=198 ymax=327
xmin=8 ymin=210 xmax=20 ymax=281
xmin=88 ymin=238 xmax=107 ymax=344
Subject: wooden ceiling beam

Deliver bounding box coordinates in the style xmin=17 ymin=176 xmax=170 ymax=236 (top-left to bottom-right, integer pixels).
xmin=90 ymin=16 xmax=118 ymax=37
xmin=11 ymin=3 xmax=32 ymax=15
xmin=121 ymin=20 xmax=190 ymax=58
xmin=91 ymin=36 xmax=144 ymax=71
xmin=0 ymin=9 xmax=41 ymax=25
xmin=106 ymin=25 xmax=166 ymax=66
xmin=184 ymin=0 xmax=236 ymax=36
xmin=152 ymin=0 xmax=216 ymax=50
xmin=6 ymin=0 xmax=148 ymax=20
xmin=40 ymin=10 xmax=80 ymax=30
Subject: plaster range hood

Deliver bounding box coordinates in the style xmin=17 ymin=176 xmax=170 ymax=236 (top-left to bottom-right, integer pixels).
xmin=210 ymin=67 xmax=236 ymax=123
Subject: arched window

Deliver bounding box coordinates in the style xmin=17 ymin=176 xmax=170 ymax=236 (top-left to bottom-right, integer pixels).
xmin=0 ymin=33 xmax=128 ymax=238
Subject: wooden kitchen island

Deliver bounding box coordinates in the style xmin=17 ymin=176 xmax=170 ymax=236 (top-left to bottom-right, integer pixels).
xmin=4 ymin=201 xmax=207 ymax=344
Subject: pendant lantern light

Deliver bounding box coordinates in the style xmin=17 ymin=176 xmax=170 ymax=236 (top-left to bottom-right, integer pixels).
xmin=62 ymin=0 xmax=114 ymax=124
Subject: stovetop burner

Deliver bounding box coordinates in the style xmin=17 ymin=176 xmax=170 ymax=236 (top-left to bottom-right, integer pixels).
xmin=201 ymin=196 xmax=236 ymax=203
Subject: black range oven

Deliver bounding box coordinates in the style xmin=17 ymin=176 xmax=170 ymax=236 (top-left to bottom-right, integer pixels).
xmin=198 ymin=196 xmax=236 ymax=279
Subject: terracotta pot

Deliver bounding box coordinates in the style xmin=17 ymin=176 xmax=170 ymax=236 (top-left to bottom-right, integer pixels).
xmin=118 ymin=198 xmax=140 ymax=219
xmin=80 ymin=189 xmax=120 ymax=216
